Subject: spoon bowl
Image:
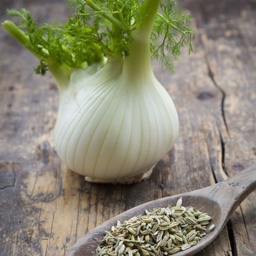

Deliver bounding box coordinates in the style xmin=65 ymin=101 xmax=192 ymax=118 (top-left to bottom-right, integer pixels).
xmin=67 ymin=164 xmax=256 ymax=256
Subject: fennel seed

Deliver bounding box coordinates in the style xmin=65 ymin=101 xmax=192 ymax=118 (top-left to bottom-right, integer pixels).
xmin=95 ymin=198 xmax=214 ymax=255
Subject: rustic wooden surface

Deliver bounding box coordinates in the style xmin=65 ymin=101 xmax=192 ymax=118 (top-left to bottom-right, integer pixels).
xmin=0 ymin=0 xmax=255 ymax=255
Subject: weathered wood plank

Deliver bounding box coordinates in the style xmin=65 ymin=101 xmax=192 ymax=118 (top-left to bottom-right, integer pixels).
xmin=0 ymin=0 xmax=255 ymax=255
xmin=179 ymin=0 xmax=256 ymax=255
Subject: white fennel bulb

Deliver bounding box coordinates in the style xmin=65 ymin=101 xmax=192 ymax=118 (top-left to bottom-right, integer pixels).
xmin=54 ymin=58 xmax=179 ymax=182
xmin=3 ymin=0 xmax=193 ymax=183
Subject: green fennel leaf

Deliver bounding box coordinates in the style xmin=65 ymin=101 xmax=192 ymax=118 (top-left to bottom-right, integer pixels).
xmin=152 ymin=1 xmax=194 ymax=70
xmin=3 ymin=0 xmax=194 ymax=73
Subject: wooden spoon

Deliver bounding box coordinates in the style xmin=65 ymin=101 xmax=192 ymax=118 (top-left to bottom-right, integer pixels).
xmin=67 ymin=164 xmax=256 ymax=256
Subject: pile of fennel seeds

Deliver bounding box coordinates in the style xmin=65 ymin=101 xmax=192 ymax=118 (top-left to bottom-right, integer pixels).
xmin=96 ymin=198 xmax=214 ymax=256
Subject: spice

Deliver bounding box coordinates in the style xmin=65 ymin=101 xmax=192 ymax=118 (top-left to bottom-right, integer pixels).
xmin=96 ymin=198 xmax=214 ymax=255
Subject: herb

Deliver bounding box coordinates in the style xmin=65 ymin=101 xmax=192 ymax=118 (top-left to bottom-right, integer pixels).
xmin=3 ymin=0 xmax=193 ymax=76
xmin=96 ymin=198 xmax=214 ymax=255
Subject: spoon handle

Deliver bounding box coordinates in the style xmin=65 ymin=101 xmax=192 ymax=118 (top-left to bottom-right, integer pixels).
xmin=212 ymin=164 xmax=256 ymax=218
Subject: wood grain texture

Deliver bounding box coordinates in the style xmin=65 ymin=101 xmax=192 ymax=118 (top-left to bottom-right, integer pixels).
xmin=0 ymin=0 xmax=255 ymax=255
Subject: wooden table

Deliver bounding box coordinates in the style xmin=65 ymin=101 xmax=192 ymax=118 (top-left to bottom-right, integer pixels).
xmin=0 ymin=0 xmax=255 ymax=255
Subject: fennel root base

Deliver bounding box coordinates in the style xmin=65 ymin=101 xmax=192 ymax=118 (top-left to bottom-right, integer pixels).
xmin=84 ymin=165 xmax=156 ymax=184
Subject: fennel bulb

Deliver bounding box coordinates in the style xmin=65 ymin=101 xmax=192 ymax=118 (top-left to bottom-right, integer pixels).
xmin=54 ymin=59 xmax=178 ymax=182
xmin=2 ymin=0 xmax=193 ymax=183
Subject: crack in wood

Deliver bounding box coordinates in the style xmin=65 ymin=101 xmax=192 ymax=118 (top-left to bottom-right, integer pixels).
xmin=205 ymin=60 xmax=230 ymax=136
xmin=0 ymin=162 xmax=16 ymax=190
xmin=219 ymin=130 xmax=238 ymax=256
xmin=0 ymin=184 xmax=15 ymax=190
xmin=209 ymin=161 xmax=218 ymax=184
xmin=198 ymin=32 xmax=230 ymax=137
xmin=227 ymin=219 xmax=238 ymax=256
xmin=219 ymin=132 xmax=229 ymax=178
